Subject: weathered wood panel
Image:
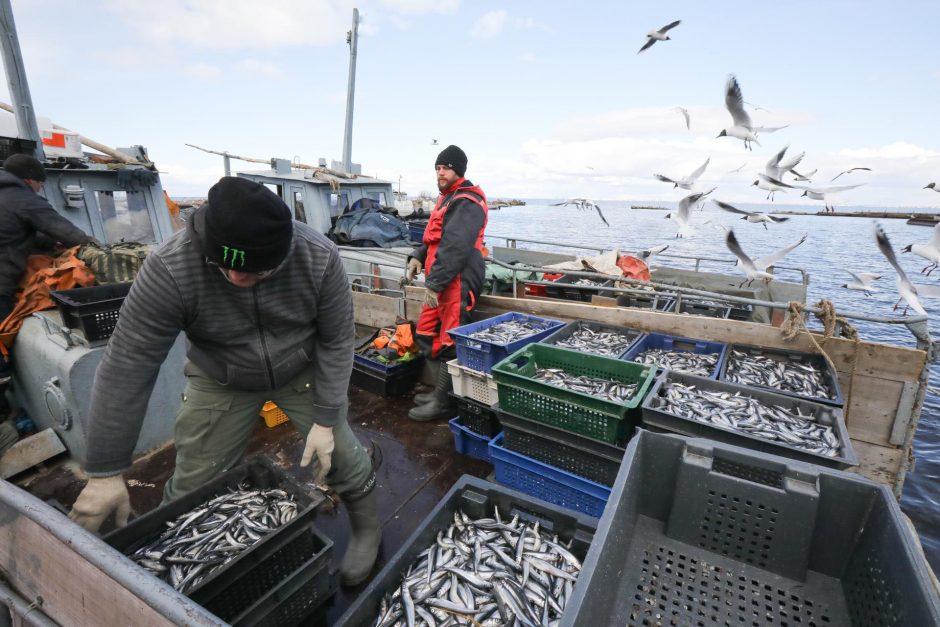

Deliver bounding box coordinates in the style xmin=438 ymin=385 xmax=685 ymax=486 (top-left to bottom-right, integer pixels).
xmin=844 ymin=376 xmax=905 ymax=446
xmin=848 ymin=439 xmax=905 ymax=488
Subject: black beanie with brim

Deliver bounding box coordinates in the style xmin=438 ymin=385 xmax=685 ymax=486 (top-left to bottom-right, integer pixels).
xmin=201 ymin=176 xmax=293 ymax=272
xmin=435 ymin=145 xmax=468 ymax=178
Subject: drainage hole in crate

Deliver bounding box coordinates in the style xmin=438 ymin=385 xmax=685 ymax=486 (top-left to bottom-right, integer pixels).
xmin=843 ymin=553 xmax=906 ymax=625
xmin=712 ymin=457 xmax=784 ymax=488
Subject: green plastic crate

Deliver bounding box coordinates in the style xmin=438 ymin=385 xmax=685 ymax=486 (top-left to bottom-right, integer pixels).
xmin=491 ymin=343 xmax=656 ymax=444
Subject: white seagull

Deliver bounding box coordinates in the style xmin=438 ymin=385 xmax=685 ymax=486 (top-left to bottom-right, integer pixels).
xmin=717 ymin=75 xmax=761 ymax=150
xmin=665 ymin=189 xmax=711 ymax=238
xmin=654 ymin=157 xmax=710 ymax=190
xmin=752 ymin=124 xmax=790 ymax=136
xmin=724 ymin=229 xmax=775 ymax=287
xmin=841 ymin=271 xmax=882 ymax=297
xmin=924 ymin=182 xmax=940 ymax=192
xmin=745 ymin=233 xmax=808 ymax=273
xmin=873 ymin=223 xmax=940 ymax=316
xmin=636 ymin=243 xmax=669 ymax=260
xmin=638 ymin=20 xmax=681 ymax=54
xmin=674 ymin=106 xmax=690 ymax=130
xmin=799 ymin=183 xmax=865 ymax=212
xmin=550 ymin=198 xmax=609 ymax=227
xmin=752 ymin=173 xmax=796 ymax=201
xmin=901 ymin=222 xmax=940 ymax=275
xmin=791 ymin=168 xmax=817 ymax=182
xmin=764 ymin=145 xmax=804 ymax=182
xmin=712 ymin=199 xmax=791 ymax=229
xmin=830 ymin=167 xmax=871 ymax=182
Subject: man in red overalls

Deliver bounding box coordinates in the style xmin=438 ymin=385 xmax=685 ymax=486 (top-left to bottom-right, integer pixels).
xmin=406 ymin=145 xmax=487 ymax=421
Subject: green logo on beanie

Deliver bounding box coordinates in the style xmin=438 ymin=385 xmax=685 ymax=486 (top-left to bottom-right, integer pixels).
xmin=221 ymin=245 xmax=246 ymax=268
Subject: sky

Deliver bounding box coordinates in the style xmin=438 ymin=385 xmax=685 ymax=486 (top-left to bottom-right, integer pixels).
xmin=1 ymin=0 xmax=939 ymax=208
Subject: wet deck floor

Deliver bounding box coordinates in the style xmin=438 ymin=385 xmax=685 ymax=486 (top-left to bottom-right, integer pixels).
xmin=14 ymin=383 xmax=493 ymax=625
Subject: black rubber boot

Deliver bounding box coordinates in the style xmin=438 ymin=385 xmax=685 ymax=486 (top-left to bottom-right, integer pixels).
xmin=412 ymin=358 xmax=441 ymax=405
xmin=408 ymin=363 xmax=455 ymax=422
xmin=340 ymin=490 xmax=381 ymax=587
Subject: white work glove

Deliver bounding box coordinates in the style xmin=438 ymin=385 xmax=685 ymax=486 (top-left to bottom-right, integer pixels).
xmin=406 ymin=258 xmax=423 ymax=281
xmin=424 ymin=288 xmax=440 ymax=308
xmin=301 ymin=424 xmax=335 ymax=483
xmin=68 ymin=475 xmax=131 ymax=533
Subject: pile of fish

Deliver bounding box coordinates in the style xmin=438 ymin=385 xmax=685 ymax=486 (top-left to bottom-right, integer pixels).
xmin=127 ymin=485 xmax=299 ymax=593
xmin=631 ymin=348 xmax=719 ymax=376
xmin=469 ymin=319 xmax=546 ymax=345
xmin=372 ymin=508 xmax=582 ymax=626
xmin=553 ymin=327 xmax=637 ymax=357
xmin=725 ymin=350 xmax=836 ymax=400
xmin=654 ymin=381 xmax=841 ymax=457
xmin=534 ymin=367 xmax=638 ymax=403
xmin=569 ymin=277 xmax=606 ymax=287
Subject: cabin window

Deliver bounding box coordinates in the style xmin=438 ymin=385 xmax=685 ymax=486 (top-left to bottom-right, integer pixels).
xmin=329 ymin=191 xmax=349 ymax=217
xmin=293 ymin=191 xmax=306 ymax=223
xmin=368 ymin=191 xmax=388 ymax=207
xmin=95 ymin=190 xmax=156 ymax=244
xmin=263 ymin=183 xmax=283 ymax=198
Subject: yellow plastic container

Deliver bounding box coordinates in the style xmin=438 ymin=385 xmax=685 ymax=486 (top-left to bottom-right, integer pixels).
xmin=260 ymin=401 xmax=289 ymax=428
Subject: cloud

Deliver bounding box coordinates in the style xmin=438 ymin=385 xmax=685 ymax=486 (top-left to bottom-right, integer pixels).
xmin=183 ymin=62 xmax=222 ymax=80
xmin=234 ymin=59 xmax=284 ymax=79
xmin=519 ymin=52 xmax=538 ymax=63
xmin=472 ymin=11 xmax=507 ymax=39
xmin=378 ymin=0 xmax=459 ymax=14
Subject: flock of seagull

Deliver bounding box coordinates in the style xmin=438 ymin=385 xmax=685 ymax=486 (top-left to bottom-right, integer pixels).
xmin=546 ymin=19 xmax=940 ymax=318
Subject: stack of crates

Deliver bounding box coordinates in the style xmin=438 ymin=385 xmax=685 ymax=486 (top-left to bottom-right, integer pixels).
xmin=444 ymin=312 xmax=564 ymax=462
xmin=490 ymin=342 xmax=657 ymax=517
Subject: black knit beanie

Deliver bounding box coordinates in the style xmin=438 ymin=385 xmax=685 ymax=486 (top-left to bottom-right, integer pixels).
xmin=203 ymin=177 xmax=293 ymax=272
xmin=3 ymin=153 xmax=46 ymax=182
xmin=435 ymin=145 xmax=468 ymax=177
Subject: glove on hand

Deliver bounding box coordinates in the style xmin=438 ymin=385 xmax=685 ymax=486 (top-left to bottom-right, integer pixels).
xmin=424 ymin=288 xmax=439 ymax=308
xmin=68 ymin=475 xmax=131 ymax=533
xmin=405 ymin=258 xmax=423 ymax=281
xmin=301 ymin=424 xmax=335 ymax=483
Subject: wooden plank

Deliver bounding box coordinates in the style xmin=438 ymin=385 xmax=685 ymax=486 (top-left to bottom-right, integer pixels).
xmin=477 ymin=295 xmax=927 ymax=382
xmin=844 ymin=376 xmax=905 ymax=446
xmin=846 ymin=439 xmax=904 ymax=487
xmin=352 ymin=291 xmax=403 ymax=328
xmin=0 ymin=429 xmax=65 ymax=479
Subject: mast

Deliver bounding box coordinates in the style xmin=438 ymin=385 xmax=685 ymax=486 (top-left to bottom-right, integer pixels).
xmin=0 ymin=0 xmax=43 ymax=160
xmin=341 ymin=8 xmax=359 ymax=173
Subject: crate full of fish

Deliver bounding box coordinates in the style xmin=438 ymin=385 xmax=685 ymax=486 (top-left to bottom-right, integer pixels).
xmin=335 ymin=474 xmax=599 ymax=627
xmin=539 ymin=319 xmax=643 ymax=359
xmin=641 ymin=370 xmax=858 ymax=469
xmin=452 ymin=392 xmax=501 ymax=437
xmin=447 ymin=359 xmax=499 ymax=405
xmin=497 ymin=405 xmax=627 ymax=487
xmin=622 ymin=332 xmax=728 ymax=379
xmin=674 ymin=297 xmax=732 ymax=318
xmin=104 ymin=457 xmax=337 ymax=625
xmin=544 ymin=273 xmax=613 ymax=302
xmin=448 ymin=417 xmax=495 ymax=462
xmin=719 ymin=343 xmax=844 ymax=406
xmin=447 ymin=311 xmax=565 ymax=374
xmin=562 ymin=430 xmax=940 ymax=627
xmin=492 ymin=343 xmax=657 ymax=445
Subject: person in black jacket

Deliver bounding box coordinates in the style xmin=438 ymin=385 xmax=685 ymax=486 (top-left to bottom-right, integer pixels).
xmin=0 ymin=154 xmax=93 ymax=387
xmin=406 ymin=145 xmax=488 ymax=421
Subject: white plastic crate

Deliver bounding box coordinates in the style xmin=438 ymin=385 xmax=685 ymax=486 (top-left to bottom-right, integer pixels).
xmin=447 ymin=359 xmax=498 ymax=405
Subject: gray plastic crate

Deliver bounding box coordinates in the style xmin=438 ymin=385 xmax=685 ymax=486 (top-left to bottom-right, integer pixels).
xmin=720 ymin=343 xmax=844 ymax=406
xmin=560 ymin=430 xmax=940 ymax=627
xmin=642 ymin=370 xmax=858 ymax=470
xmin=539 ymin=319 xmax=643 ymax=359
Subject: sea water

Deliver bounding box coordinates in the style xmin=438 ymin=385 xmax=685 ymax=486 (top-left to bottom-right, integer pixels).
xmin=486 ymin=199 xmax=940 ymax=571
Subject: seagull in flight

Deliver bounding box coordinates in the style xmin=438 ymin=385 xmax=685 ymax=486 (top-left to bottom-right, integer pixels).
xmin=727 ymin=163 xmax=748 ymax=174
xmin=664 ymin=189 xmax=712 ymax=238
xmin=752 ymin=124 xmax=789 ymax=137
xmin=724 ymin=229 xmax=775 ymax=287
xmin=654 ymin=158 xmax=710 ymax=190
xmin=799 ymin=183 xmax=865 ymax=213
xmin=431 ymin=139 xmax=439 ymax=145
xmin=873 ymin=223 xmax=940 ymax=316
xmin=674 ymin=106 xmax=690 ymax=130
xmin=550 ymin=198 xmax=609 ymax=227
xmin=717 ymin=75 xmax=760 ymax=150
xmin=901 ymin=222 xmax=940 ymax=275
xmin=764 ymin=145 xmax=804 ymax=182
xmin=830 ymin=167 xmax=870 ymax=182
xmin=745 ymin=233 xmax=807 ymax=273
xmin=636 ymin=244 xmax=669 ymax=260
xmin=842 ymin=271 xmax=882 ymax=297
xmin=924 ymin=182 xmax=940 ymax=192
xmin=712 ymin=199 xmax=791 ymax=229
xmin=791 ymin=168 xmax=817 ymax=182
xmin=752 ymin=173 xmax=796 ymax=202
xmin=638 ymin=20 xmax=681 ymax=54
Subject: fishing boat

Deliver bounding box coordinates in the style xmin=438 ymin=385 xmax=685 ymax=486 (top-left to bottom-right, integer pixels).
xmin=0 ymin=4 xmax=936 ymax=625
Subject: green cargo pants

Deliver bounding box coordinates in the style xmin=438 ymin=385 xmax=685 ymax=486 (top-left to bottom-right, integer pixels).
xmin=162 ymin=361 xmax=374 ymax=503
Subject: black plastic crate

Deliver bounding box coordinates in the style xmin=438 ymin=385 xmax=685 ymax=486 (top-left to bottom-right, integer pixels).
xmin=335 ymin=475 xmax=598 ymax=626
xmin=103 ymin=457 xmax=334 ymax=621
xmin=497 ymin=405 xmax=627 ymax=486
xmin=720 ymin=343 xmax=844 ymax=406
xmin=615 ymin=291 xmax=675 ymax=311
xmin=728 ymin=302 xmax=754 ymax=321
xmin=674 ymin=298 xmax=732 ymax=318
xmin=451 ymin=393 xmax=500 ymax=437
xmin=233 ymin=558 xmax=337 ymax=627
xmin=539 ymin=319 xmax=643 ymax=359
xmin=350 ymin=355 xmax=424 ymax=397
xmin=642 ymin=370 xmax=858 ymax=470
xmin=50 ymin=282 xmax=132 ymax=341
xmin=560 ymin=430 xmax=940 ymax=627
xmin=544 ymin=274 xmax=612 ymax=302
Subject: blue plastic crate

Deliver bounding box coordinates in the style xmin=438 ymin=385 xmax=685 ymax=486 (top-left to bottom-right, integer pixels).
xmin=622 ymin=332 xmax=728 ymax=379
xmin=488 ymin=433 xmax=610 ymax=518
xmin=448 ymin=417 xmax=494 ymax=462
xmin=447 ymin=312 xmax=565 ymax=374
xmin=353 ymin=353 xmax=423 ymax=375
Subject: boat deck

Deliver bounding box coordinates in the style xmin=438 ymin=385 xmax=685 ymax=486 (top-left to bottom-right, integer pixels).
xmin=14 ymin=384 xmax=492 ymax=625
